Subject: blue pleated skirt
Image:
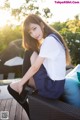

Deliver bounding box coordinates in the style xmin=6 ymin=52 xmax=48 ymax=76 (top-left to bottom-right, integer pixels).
xmin=33 ymin=65 xmax=65 ymax=99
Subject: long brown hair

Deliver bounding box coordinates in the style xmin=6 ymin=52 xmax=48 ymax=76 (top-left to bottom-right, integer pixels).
xmin=22 ymin=14 xmax=71 ymax=65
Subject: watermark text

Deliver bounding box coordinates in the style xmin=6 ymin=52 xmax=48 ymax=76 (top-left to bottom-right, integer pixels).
xmin=0 ymin=111 xmax=9 ymax=120
xmin=54 ymin=1 xmax=80 ymax=4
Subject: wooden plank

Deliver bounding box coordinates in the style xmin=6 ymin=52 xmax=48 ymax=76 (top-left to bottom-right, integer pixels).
xmin=21 ymin=109 xmax=29 ymax=120
xmin=0 ymin=85 xmax=29 ymax=120
xmin=0 ymin=99 xmax=13 ymax=120
xmin=0 ymin=99 xmax=29 ymax=120
xmin=15 ymin=103 xmax=22 ymax=120
xmin=9 ymin=99 xmax=17 ymax=120
xmin=14 ymin=103 xmax=29 ymax=120
xmin=0 ymin=99 xmax=2 ymax=104
xmin=0 ymin=99 xmax=7 ymax=111
xmin=4 ymin=98 xmax=13 ymax=111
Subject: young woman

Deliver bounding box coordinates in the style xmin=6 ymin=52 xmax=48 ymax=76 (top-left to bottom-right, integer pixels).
xmin=7 ymin=14 xmax=71 ymax=119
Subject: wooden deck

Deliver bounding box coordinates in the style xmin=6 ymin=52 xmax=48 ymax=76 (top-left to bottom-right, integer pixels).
xmin=0 ymin=85 xmax=29 ymax=120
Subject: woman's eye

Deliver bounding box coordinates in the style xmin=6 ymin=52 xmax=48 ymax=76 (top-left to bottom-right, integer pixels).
xmin=33 ymin=27 xmax=36 ymax=30
xmin=29 ymin=27 xmax=37 ymax=35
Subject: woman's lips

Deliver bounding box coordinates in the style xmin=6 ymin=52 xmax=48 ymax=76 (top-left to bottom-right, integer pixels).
xmin=36 ymin=35 xmax=40 ymax=40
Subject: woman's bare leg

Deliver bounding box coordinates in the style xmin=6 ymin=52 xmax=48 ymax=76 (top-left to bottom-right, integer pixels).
xmin=10 ymin=51 xmax=38 ymax=91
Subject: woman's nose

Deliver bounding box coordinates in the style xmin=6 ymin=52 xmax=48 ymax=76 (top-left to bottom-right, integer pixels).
xmin=32 ymin=32 xmax=36 ymax=37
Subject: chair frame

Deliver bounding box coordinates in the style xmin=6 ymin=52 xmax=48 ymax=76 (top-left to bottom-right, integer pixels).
xmin=28 ymin=94 xmax=80 ymax=120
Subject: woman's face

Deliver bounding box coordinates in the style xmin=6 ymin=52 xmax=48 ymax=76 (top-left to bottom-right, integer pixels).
xmin=28 ymin=23 xmax=44 ymax=41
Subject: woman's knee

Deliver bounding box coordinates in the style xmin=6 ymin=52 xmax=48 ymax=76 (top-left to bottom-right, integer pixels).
xmin=28 ymin=77 xmax=36 ymax=89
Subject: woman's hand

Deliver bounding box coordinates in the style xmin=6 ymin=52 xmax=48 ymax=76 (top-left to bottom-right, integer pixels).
xmin=10 ymin=80 xmax=24 ymax=94
xmin=17 ymin=81 xmax=23 ymax=94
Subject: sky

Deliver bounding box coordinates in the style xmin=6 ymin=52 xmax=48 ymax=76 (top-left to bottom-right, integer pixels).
xmin=9 ymin=0 xmax=80 ymax=22
xmin=42 ymin=0 xmax=80 ymax=23
xmin=0 ymin=0 xmax=80 ymax=27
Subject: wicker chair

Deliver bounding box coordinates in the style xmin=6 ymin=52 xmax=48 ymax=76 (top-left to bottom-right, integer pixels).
xmin=28 ymin=93 xmax=80 ymax=120
xmin=27 ymin=65 xmax=80 ymax=120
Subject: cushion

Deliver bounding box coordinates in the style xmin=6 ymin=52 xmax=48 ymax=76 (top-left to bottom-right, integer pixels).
xmin=64 ymin=78 xmax=80 ymax=107
xmin=64 ymin=65 xmax=80 ymax=107
xmin=77 ymin=72 xmax=80 ymax=82
xmin=66 ymin=64 xmax=80 ymax=82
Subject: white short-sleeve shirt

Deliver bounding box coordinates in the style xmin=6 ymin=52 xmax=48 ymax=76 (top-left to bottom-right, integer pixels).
xmin=39 ymin=35 xmax=66 ymax=81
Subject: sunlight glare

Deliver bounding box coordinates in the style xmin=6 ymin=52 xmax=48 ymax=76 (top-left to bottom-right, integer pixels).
xmin=0 ymin=0 xmax=5 ymax=7
xmin=9 ymin=0 xmax=25 ymax=9
xmin=0 ymin=0 xmax=80 ymax=27
xmin=0 ymin=10 xmax=11 ymax=27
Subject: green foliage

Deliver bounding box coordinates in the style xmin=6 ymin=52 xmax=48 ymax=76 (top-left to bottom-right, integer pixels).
xmin=0 ymin=0 xmax=80 ymax=65
xmin=51 ymin=22 xmax=66 ymax=31
xmin=0 ymin=17 xmax=80 ymax=65
xmin=0 ymin=25 xmax=22 ymax=52
xmin=51 ymin=19 xmax=80 ymax=65
xmin=43 ymin=8 xmax=52 ymax=18
xmin=2 ymin=0 xmax=52 ymax=24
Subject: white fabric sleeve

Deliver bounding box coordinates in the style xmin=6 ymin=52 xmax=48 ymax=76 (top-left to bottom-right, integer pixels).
xmin=39 ymin=36 xmax=60 ymax=60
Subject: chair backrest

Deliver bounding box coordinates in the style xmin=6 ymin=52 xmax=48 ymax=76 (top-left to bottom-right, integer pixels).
xmin=0 ymin=74 xmax=4 ymax=80
xmin=7 ymin=73 xmax=15 ymax=79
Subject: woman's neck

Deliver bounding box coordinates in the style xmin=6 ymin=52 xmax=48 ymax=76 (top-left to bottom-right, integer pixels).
xmin=39 ymin=38 xmax=44 ymax=45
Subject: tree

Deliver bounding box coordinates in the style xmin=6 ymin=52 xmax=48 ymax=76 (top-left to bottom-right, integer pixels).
xmin=0 ymin=0 xmax=53 ymax=52
xmin=66 ymin=15 xmax=80 ymax=33
xmin=0 ymin=25 xmax=22 ymax=52
xmin=50 ymin=19 xmax=80 ymax=65
xmin=0 ymin=0 xmax=52 ymax=26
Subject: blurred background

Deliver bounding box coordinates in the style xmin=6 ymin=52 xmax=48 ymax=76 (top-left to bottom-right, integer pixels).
xmin=0 ymin=0 xmax=80 ymax=80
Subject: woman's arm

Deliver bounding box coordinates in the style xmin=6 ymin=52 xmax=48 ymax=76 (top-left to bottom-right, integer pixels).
xmin=10 ymin=53 xmax=44 ymax=94
xmin=20 ymin=55 xmax=44 ymax=87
